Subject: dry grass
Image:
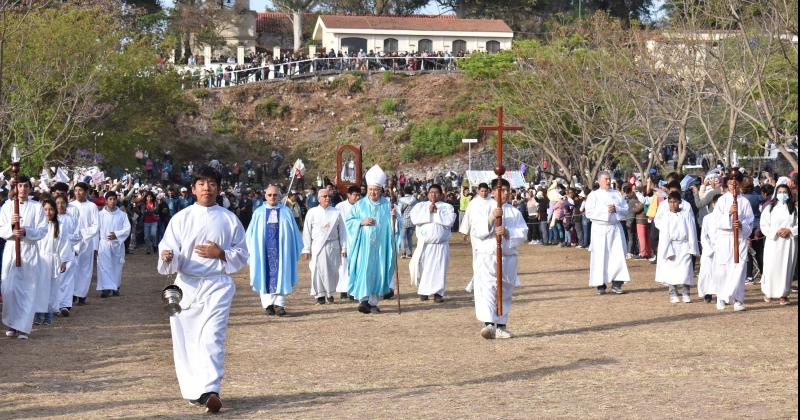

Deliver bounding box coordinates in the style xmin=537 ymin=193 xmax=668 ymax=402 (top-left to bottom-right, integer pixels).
xmin=0 ymin=239 xmax=796 ymax=419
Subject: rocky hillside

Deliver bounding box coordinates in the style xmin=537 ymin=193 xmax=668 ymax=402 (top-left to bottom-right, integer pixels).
xmin=174 ymin=72 xmax=491 ymax=180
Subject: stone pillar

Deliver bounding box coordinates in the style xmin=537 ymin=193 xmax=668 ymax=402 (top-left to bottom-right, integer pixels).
xmin=308 ymin=45 xmax=316 ymax=56
xmin=273 ymin=46 xmax=281 ymax=60
xmin=237 ymin=46 xmax=245 ymax=65
xmin=204 ymin=45 xmax=212 ymax=66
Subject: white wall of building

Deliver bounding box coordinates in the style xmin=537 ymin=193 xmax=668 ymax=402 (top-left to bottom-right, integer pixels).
xmin=319 ymin=30 xmax=512 ymax=53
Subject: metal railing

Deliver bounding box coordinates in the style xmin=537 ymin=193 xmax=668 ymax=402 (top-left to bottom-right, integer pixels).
xmin=176 ymin=56 xmax=470 ymax=89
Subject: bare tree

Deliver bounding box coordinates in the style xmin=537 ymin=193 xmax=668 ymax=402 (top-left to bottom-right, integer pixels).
xmin=272 ymin=0 xmax=320 ymax=52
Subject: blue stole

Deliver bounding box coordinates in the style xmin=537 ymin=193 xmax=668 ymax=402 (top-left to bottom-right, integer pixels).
xmin=265 ymin=207 xmax=280 ymax=294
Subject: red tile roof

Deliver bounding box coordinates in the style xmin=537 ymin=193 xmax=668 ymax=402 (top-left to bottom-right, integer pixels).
xmin=318 ymin=14 xmax=512 ymax=33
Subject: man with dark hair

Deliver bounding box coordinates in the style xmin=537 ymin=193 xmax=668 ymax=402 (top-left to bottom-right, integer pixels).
xmin=96 ymin=191 xmax=131 ymax=298
xmin=469 ymin=178 xmax=528 ymax=339
xmin=335 ymin=185 xmax=361 ymax=300
xmin=72 ymin=181 xmax=99 ymax=306
xmin=408 ymin=184 xmax=456 ymax=303
xmin=398 ymin=185 xmax=417 ymax=258
xmin=158 ymin=166 xmax=249 ymax=413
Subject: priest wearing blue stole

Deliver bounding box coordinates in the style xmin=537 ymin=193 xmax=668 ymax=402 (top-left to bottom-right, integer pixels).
xmin=246 ymin=185 xmax=303 ymax=317
xmin=346 ymin=165 xmax=397 ymax=314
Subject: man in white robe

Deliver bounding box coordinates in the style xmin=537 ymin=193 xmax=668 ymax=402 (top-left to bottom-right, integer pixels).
xmin=697 ymin=194 xmax=721 ymax=303
xmin=470 ymin=178 xmax=528 ymax=339
xmin=585 ymin=171 xmax=630 ymax=294
xmin=51 ymin=183 xmax=82 ymax=316
xmin=654 ymin=191 xmax=699 ymax=303
xmin=335 ymin=185 xmax=361 ymax=300
xmin=459 ymin=182 xmax=490 ymax=293
xmin=158 ymin=166 xmax=249 ymax=413
xmin=71 ymin=182 xmax=99 ymax=306
xmin=302 ymin=187 xmax=346 ymax=304
xmin=409 ymin=184 xmax=456 ymax=302
xmin=96 ymin=192 xmax=131 ymax=297
xmin=712 ymin=169 xmax=754 ymax=311
xmin=1 ymin=176 xmax=48 ymax=340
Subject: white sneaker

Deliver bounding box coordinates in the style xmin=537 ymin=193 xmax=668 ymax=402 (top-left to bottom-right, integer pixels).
xmin=681 ymin=295 xmax=692 ymax=303
xmin=5 ymin=329 xmax=16 ymax=337
xmin=716 ymin=300 xmax=726 ymax=310
xmin=733 ymin=302 xmax=746 ymax=312
xmin=626 ymin=253 xmax=633 ymax=260
xmin=648 ymin=256 xmax=657 ymax=262
xmin=480 ymin=325 xmax=496 ymax=339
xmin=495 ymin=328 xmax=514 ymax=339
xmin=670 ymin=295 xmax=680 ymax=304
xmin=17 ymin=333 xmax=28 ymax=340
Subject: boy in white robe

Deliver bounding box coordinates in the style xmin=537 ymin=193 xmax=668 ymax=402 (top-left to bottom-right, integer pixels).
xmin=96 ymin=192 xmax=131 ymax=297
xmin=654 ymin=192 xmax=699 ymax=303
xmin=71 ymin=182 xmax=99 ymax=306
xmin=585 ymin=171 xmax=630 ymax=294
xmin=1 ymin=176 xmax=48 ymax=340
xmin=697 ymin=194 xmax=722 ymax=303
xmin=712 ymin=169 xmax=754 ymax=312
xmin=459 ymin=183 xmax=490 ymax=293
xmin=302 ymin=187 xmax=346 ymax=304
xmin=409 ymin=184 xmax=456 ymax=302
xmin=471 ymin=178 xmax=528 ymax=339
xmin=759 ymin=184 xmax=797 ymax=305
xmin=158 ymin=167 xmax=249 ymax=413
xmin=334 ymin=185 xmax=361 ymax=300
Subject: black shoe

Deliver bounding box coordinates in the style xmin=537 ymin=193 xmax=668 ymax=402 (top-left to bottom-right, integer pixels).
xmin=340 ymin=292 xmax=348 ymax=300
xmin=358 ymin=301 xmax=371 ymax=314
xmin=349 ymin=296 xmax=356 ymax=302
xmin=383 ymin=289 xmax=395 ymax=300
xmin=433 ymin=294 xmax=444 ymax=303
xmin=100 ymin=290 xmax=111 ymax=298
xmin=76 ymin=297 xmax=87 ymax=306
xmin=112 ymin=289 xmax=120 ymax=297
xmin=72 ymin=296 xmax=78 ymax=304
xmin=315 ymin=297 xmax=326 ymax=305
xmin=611 ymin=287 xmax=624 ymax=295
xmin=419 ymin=295 xmax=429 ymax=301
xmin=704 ymin=294 xmax=713 ymax=303
xmin=275 ymin=306 xmax=286 ymax=317
xmin=326 ymin=296 xmax=334 ymax=304
xmin=596 ymin=285 xmax=607 ymax=295
xmin=265 ymin=305 xmax=276 ymax=316
xmin=370 ymin=305 xmax=381 ymax=314
xmin=59 ymin=307 xmax=70 ymax=317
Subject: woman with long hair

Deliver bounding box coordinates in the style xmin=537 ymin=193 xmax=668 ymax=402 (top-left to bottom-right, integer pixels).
xmin=34 ymin=199 xmax=71 ymax=326
xmin=142 ymin=192 xmax=160 ymax=254
xmin=760 ymin=184 xmax=797 ymax=305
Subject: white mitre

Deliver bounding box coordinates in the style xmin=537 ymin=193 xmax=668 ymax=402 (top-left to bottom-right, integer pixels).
xmin=365 ymin=164 xmax=386 ymax=187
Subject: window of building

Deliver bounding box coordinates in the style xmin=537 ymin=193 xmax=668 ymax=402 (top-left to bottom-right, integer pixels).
xmin=418 ymin=39 xmax=433 ymax=52
xmin=452 ymin=40 xmax=467 ymax=54
xmin=486 ymin=40 xmax=501 ymax=53
xmin=384 ymin=38 xmax=399 ymax=53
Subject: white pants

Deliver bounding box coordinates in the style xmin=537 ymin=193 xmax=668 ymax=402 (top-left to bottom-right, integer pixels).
xmin=260 ymin=293 xmax=286 ymax=308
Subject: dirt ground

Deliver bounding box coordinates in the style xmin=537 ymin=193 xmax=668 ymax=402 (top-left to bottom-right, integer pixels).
xmin=0 ymin=239 xmax=796 ymax=419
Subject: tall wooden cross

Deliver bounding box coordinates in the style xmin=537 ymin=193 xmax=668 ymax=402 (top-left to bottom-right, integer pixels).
xmin=478 ymin=106 xmax=522 ymax=316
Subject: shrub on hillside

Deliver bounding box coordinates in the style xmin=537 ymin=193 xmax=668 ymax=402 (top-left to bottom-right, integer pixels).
xmin=380 ymin=98 xmax=400 ymax=114
xmin=401 ymin=114 xmax=478 ymax=162
xmin=255 ymin=98 xmax=290 ymax=119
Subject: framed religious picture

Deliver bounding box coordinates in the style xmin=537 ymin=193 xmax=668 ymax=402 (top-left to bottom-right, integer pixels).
xmin=335 ymin=144 xmax=363 ymax=195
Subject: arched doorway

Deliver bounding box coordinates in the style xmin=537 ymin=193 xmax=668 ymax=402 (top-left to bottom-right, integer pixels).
xmin=486 ymin=40 xmax=501 ymax=53
xmin=341 ymin=37 xmax=367 ymax=54
xmin=383 ymin=38 xmax=398 ymax=53
xmin=418 ymin=39 xmax=433 ymax=53
xmin=452 ymin=39 xmax=467 ymax=54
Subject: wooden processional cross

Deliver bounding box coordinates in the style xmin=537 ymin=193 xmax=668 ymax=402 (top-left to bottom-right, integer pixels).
xmin=478 ymin=106 xmax=522 ymax=316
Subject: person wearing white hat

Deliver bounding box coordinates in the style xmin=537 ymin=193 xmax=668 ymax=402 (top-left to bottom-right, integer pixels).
xmin=345 ymin=165 xmax=396 ymax=314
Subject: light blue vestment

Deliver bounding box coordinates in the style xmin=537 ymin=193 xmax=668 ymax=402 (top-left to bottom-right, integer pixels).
xmin=346 ymin=196 xmax=396 ymax=300
xmin=246 ymin=204 xmax=303 ymax=295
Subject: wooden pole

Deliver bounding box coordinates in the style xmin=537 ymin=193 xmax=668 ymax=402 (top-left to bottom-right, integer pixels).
xmin=731 ymin=174 xmax=740 ymax=264
xmin=494 ymin=107 xmax=505 ymax=317
xmin=390 ymin=182 xmax=401 ymax=314
xmin=10 ymin=161 xmax=21 ymax=267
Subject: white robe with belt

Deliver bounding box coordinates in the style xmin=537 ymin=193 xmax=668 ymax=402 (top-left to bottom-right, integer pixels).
xmin=409 ymin=201 xmax=456 ymax=296
xmin=711 ymin=193 xmax=754 ymax=304
xmin=585 ymin=188 xmax=630 ymax=286
xmin=470 ymin=200 xmax=528 ymax=324
xmin=302 ymin=205 xmax=346 ymax=298
xmin=157 ymin=204 xmax=248 ymax=400
xmin=335 ymin=200 xmax=354 ymax=294
xmin=759 ymin=202 xmax=797 ymax=298
xmin=697 ymin=212 xmax=718 ymax=297
xmin=1 ymin=200 xmax=48 ymax=334
xmin=96 ymin=207 xmax=131 ymax=291
xmin=654 ymin=204 xmax=699 ymax=286
xmin=34 ymin=222 xmax=72 ymax=313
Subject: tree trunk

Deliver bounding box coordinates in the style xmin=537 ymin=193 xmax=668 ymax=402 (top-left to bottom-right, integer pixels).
xmin=292 ymin=10 xmax=303 ymax=52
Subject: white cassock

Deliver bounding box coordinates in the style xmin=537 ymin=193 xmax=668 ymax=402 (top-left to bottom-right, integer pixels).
xmin=459 ymin=196 xmax=489 ymax=293
xmin=470 ymin=200 xmax=528 ymax=325
xmin=34 ymin=221 xmax=72 ymax=313
xmin=759 ymin=202 xmax=798 ymax=299
xmin=56 ymin=208 xmax=81 ymax=309
xmin=584 ymin=188 xmax=630 ymax=286
xmin=335 ymin=200 xmax=354 ymax=294
xmin=71 ymin=199 xmax=99 ymax=299
xmin=96 ymin=207 xmax=131 ymax=291
xmin=654 ymin=202 xmax=699 ymax=286
xmin=409 ymin=200 xmax=456 ymax=296
xmin=302 ymin=205 xmax=346 ymax=298
xmin=697 ymin=212 xmax=718 ymax=297
xmin=711 ymin=193 xmax=754 ymax=304
xmin=157 ymin=204 xmax=248 ymax=400
xmin=0 ymin=200 xmax=48 ymax=334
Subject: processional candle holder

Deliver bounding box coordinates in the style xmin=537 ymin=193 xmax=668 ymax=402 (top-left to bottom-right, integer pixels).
xmin=10 ymin=145 xmax=21 ymax=267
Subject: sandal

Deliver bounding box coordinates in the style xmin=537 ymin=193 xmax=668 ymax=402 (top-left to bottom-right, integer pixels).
xmin=779 ymin=298 xmax=790 ymax=306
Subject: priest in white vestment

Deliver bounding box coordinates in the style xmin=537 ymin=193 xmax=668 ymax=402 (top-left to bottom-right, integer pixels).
xmin=470 ymin=178 xmax=528 ymax=340
xmin=459 ymin=183 xmax=490 ymax=293
xmin=1 ymin=176 xmax=48 ymax=340
xmin=71 ymin=182 xmax=99 ymax=305
xmin=711 ymin=170 xmax=754 ymax=312
xmin=302 ymin=187 xmax=346 ymax=304
xmin=759 ymin=184 xmax=797 ymax=305
xmin=654 ymin=192 xmax=699 ymax=303
xmin=34 ymin=198 xmax=72 ymax=326
xmin=585 ymin=171 xmax=630 ymax=294
xmin=697 ymin=194 xmax=722 ymax=302
xmin=96 ymin=192 xmax=131 ymax=297
xmin=409 ymin=184 xmax=456 ymax=302
xmin=335 ymin=185 xmax=361 ymax=300
xmin=51 ymin=183 xmax=81 ymax=316
xmin=158 ymin=167 xmax=248 ymax=413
